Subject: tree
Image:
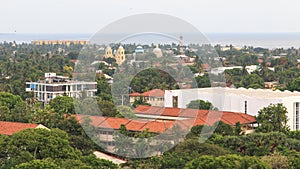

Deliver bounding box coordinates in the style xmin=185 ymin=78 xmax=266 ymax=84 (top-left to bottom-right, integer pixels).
xmin=116 ymin=105 xmax=136 ymax=119
xmin=240 ymin=74 xmax=265 ymax=89
xmin=186 ymin=99 xmax=216 ymax=110
xmin=289 ymin=76 xmax=300 ymax=92
xmin=13 ymin=159 xmax=60 ymax=169
xmin=256 ymin=103 xmax=289 ymax=133
xmin=261 ymin=152 xmax=289 ymax=169
xmin=49 ymin=96 xmax=75 ymax=115
xmin=132 ymin=96 xmax=151 ymax=108
xmin=184 ymin=154 xmax=270 ymax=169
xmin=195 ymin=74 xmax=211 ymax=88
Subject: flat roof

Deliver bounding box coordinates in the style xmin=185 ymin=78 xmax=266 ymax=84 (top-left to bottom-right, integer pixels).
xmin=168 ymin=87 xmax=300 ymax=99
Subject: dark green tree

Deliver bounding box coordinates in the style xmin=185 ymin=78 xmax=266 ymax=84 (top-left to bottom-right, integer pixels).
xmin=186 ymin=99 xmax=216 ymax=110
xmin=256 ymin=103 xmax=289 ymax=133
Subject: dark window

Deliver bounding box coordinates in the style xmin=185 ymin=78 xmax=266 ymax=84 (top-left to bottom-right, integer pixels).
xmin=244 ymin=101 xmax=247 ymax=114
xmin=173 ymin=96 xmax=178 ymax=108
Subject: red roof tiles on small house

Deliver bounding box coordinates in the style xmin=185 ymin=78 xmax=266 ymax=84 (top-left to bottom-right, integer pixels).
xmin=142 ymin=89 xmax=165 ymax=97
xmin=0 ymin=121 xmax=45 ymax=135
xmin=129 ymin=92 xmax=141 ymax=97
xmin=98 ymin=118 xmax=131 ymax=129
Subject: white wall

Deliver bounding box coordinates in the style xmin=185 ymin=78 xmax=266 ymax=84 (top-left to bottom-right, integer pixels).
xmin=164 ymin=88 xmax=300 ymax=130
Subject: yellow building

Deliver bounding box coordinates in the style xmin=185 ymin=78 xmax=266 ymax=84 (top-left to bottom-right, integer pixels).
xmin=153 ymin=44 xmax=163 ymax=57
xmin=31 ymin=40 xmax=90 ymax=45
xmin=104 ymin=45 xmax=126 ymax=65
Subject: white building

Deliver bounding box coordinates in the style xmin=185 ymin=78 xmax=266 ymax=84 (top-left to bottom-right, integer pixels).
xmin=26 ymin=73 xmax=97 ymax=104
xmin=210 ymin=65 xmax=259 ymax=75
xmin=164 ymin=87 xmax=300 ymax=130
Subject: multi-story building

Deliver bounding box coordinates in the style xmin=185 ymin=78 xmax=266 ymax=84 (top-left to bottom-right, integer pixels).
xmin=164 ymin=87 xmax=300 ymax=130
xmin=26 ymin=73 xmax=97 ymax=104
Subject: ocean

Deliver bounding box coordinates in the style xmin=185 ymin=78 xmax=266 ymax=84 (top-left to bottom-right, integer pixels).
xmin=1 ymin=33 xmax=300 ymax=49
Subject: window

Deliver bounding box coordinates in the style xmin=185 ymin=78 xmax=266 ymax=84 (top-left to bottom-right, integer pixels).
xmin=244 ymin=101 xmax=247 ymax=114
xmin=295 ymin=102 xmax=299 ymax=130
xmin=173 ymin=96 xmax=178 ymax=108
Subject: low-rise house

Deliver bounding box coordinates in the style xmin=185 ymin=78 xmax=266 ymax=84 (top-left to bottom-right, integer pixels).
xmin=0 ymin=121 xmax=48 ymax=135
xmin=129 ymin=89 xmax=165 ymax=106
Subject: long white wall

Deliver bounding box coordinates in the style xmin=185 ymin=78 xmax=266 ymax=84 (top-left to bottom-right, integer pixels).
xmin=165 ymin=88 xmax=300 ymax=130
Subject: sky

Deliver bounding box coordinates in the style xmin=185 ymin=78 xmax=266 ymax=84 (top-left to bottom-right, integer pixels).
xmin=0 ymin=0 xmax=300 ymax=34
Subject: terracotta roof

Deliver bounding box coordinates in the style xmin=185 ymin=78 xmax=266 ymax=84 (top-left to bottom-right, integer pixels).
xmin=125 ymin=119 xmax=148 ymax=131
xmin=142 ymin=89 xmax=164 ymax=97
xmin=134 ymin=106 xmax=256 ymax=126
xmin=0 ymin=121 xmax=40 ymax=135
xmin=141 ymin=121 xmax=174 ymax=133
xmin=98 ymin=118 xmax=130 ymax=129
xmin=129 ymin=92 xmax=141 ymax=97
xmin=201 ymin=64 xmax=211 ymax=70
xmin=135 ymin=105 xmax=200 ymax=118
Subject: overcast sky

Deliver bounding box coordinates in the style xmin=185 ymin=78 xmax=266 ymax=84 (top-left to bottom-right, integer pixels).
xmin=1 ymin=0 xmax=299 ymax=34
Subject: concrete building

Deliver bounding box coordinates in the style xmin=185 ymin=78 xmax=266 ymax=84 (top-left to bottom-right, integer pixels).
xmin=26 ymin=73 xmax=97 ymax=104
xmin=164 ymin=87 xmax=300 ymax=130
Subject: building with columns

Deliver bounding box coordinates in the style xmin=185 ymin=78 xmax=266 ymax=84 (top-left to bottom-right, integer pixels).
xmin=26 ymin=73 xmax=97 ymax=104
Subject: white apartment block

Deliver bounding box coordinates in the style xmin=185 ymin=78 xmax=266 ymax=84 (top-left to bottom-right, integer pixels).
xmin=26 ymin=73 xmax=97 ymax=104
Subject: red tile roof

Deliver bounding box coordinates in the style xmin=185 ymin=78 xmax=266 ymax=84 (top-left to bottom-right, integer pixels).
xmin=72 ymin=106 xmax=256 ymax=133
xmin=98 ymin=118 xmax=131 ymax=129
xmin=134 ymin=106 xmax=256 ymax=126
xmin=0 ymin=121 xmax=40 ymax=135
xmin=125 ymin=119 xmax=148 ymax=131
xmin=141 ymin=121 xmax=174 ymax=133
xmin=129 ymin=92 xmax=141 ymax=97
xmin=142 ymin=89 xmax=164 ymax=97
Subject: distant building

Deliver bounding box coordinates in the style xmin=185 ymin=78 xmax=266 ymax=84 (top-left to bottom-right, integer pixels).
xmin=104 ymin=46 xmax=126 ymax=65
xmin=164 ymin=87 xmax=300 ymax=130
xmin=31 ymin=40 xmax=89 ymax=45
xmin=210 ymin=65 xmax=259 ymax=75
xmin=135 ymin=46 xmax=144 ymax=53
xmin=26 ymin=73 xmax=97 ymax=104
xmin=129 ymin=89 xmax=165 ymax=106
xmin=153 ymin=44 xmax=163 ymax=57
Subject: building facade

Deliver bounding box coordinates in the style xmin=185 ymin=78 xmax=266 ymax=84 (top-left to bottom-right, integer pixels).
xmin=31 ymin=40 xmax=89 ymax=45
xmin=164 ymin=87 xmax=300 ymax=130
xmin=104 ymin=46 xmax=126 ymax=65
xmin=129 ymin=89 xmax=165 ymax=107
xmin=26 ymin=73 xmax=97 ymax=104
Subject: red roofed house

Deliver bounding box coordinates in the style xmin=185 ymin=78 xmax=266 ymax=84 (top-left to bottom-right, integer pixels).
xmin=72 ymin=104 xmax=257 ymax=153
xmin=0 ymin=121 xmax=48 ymax=136
xmin=129 ymin=89 xmax=165 ymax=106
